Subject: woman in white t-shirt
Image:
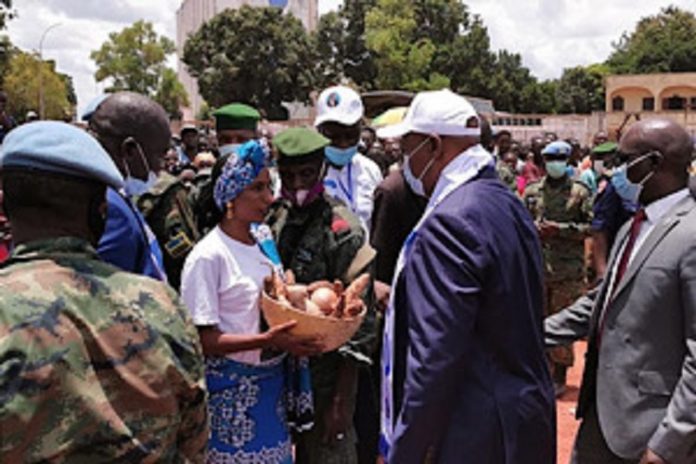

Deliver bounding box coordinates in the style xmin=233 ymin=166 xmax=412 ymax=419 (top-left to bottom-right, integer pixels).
xmin=181 ymin=141 xmax=319 ymax=464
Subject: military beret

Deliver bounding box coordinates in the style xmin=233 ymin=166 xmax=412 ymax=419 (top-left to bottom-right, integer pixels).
xmin=0 ymin=121 xmax=124 ymax=189
xmin=592 ymin=141 xmax=618 ymax=155
xmin=213 ymin=103 xmax=261 ymax=131
xmin=542 ymin=141 xmax=572 ymax=158
xmin=273 ymin=127 xmax=330 ymax=158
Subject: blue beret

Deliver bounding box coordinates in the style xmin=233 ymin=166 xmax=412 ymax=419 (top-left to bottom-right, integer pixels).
xmin=0 ymin=121 xmax=124 ymax=189
xmin=542 ymin=141 xmax=573 ymax=158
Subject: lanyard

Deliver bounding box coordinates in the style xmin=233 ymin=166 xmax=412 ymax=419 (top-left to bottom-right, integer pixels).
xmin=337 ymin=162 xmax=354 ymax=206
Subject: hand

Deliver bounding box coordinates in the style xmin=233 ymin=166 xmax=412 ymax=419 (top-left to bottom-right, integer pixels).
xmin=264 ymin=321 xmax=323 ymax=357
xmin=537 ymin=220 xmax=560 ymax=239
xmin=374 ymin=281 xmax=391 ymax=313
xmin=639 ymin=449 xmax=667 ymax=464
xmin=322 ymin=395 xmax=352 ymax=447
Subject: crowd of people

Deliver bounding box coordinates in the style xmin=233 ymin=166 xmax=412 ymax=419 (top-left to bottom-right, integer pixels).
xmin=1 ymin=83 xmax=696 ymax=464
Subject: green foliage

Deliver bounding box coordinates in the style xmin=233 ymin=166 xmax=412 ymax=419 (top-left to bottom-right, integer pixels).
xmin=91 ymin=20 xmax=187 ymax=117
xmin=183 ymin=6 xmax=316 ymax=120
xmin=155 ymin=68 xmax=189 ymax=120
xmin=314 ymin=0 xmax=378 ymax=89
xmin=607 ymin=6 xmax=696 ymax=74
xmin=555 ymin=64 xmax=608 ymax=114
xmin=0 ymin=0 xmax=13 ymax=31
xmin=4 ymin=51 xmax=72 ymax=120
xmin=0 ymin=34 xmax=16 ymax=87
xmin=365 ymin=0 xmax=450 ymax=91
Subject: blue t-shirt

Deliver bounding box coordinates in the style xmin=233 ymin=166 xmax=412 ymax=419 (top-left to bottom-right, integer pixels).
xmin=591 ymin=181 xmax=638 ymax=248
xmin=99 ymin=188 xmax=166 ymax=281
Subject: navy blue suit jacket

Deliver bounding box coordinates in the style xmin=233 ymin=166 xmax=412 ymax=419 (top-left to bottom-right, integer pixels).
xmin=98 ymin=188 xmax=165 ymax=281
xmin=389 ymin=168 xmax=556 ymax=464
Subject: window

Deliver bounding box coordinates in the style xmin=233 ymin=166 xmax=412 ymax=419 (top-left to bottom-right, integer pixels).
xmin=642 ymin=97 xmax=655 ymax=111
xmin=690 ymin=97 xmax=696 ymax=110
xmin=612 ymin=96 xmax=624 ymax=111
xmin=663 ymin=95 xmax=686 ymax=110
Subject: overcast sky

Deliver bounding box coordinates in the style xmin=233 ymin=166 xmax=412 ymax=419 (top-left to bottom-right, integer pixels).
xmin=6 ymin=0 xmax=695 ymax=116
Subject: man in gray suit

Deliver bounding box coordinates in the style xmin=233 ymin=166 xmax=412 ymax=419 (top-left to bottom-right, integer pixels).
xmin=546 ymin=118 xmax=696 ymax=464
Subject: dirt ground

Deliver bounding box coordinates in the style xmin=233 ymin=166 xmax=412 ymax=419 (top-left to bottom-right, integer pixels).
xmin=556 ymin=341 xmax=586 ymax=463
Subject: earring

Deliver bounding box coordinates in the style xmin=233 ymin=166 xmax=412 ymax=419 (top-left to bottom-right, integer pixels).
xmin=225 ymin=201 xmax=235 ymax=220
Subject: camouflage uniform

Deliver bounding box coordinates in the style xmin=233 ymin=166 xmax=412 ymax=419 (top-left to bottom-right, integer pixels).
xmin=137 ymin=171 xmax=200 ymax=290
xmin=266 ymin=194 xmax=377 ymax=464
xmin=496 ymin=161 xmax=518 ymax=193
xmin=523 ymin=176 xmax=593 ymax=367
xmin=0 ymin=238 xmax=208 ymax=462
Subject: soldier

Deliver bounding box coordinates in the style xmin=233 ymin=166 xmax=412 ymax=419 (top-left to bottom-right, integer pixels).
xmin=523 ymin=140 xmax=593 ymax=396
xmin=266 ymin=127 xmax=377 ymax=464
xmin=0 ymin=121 xmax=207 ymax=461
xmin=192 ymin=103 xmax=262 ymax=237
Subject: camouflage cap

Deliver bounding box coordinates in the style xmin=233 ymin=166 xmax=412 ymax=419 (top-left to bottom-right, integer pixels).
xmin=273 ymin=127 xmax=330 ymax=158
xmin=213 ymin=103 xmax=261 ymax=131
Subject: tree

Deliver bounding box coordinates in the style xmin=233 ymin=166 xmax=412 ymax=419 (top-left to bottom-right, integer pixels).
xmin=607 ymin=6 xmax=696 ymax=74
xmin=183 ymin=6 xmax=317 ymax=119
xmin=155 ymin=68 xmax=189 ymax=120
xmin=91 ymin=20 xmax=187 ymax=117
xmin=486 ymin=50 xmax=539 ymax=113
xmin=3 ymin=51 xmax=72 ymax=120
xmin=0 ymin=0 xmax=13 ymax=31
xmin=314 ymin=0 xmax=378 ymax=90
xmin=365 ymin=0 xmax=450 ymax=91
xmin=555 ymin=64 xmax=608 ymax=114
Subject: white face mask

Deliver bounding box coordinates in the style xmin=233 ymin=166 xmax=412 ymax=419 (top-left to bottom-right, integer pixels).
xmin=402 ymin=137 xmax=435 ymax=197
xmin=219 ymin=143 xmax=242 ymax=158
xmin=593 ymin=160 xmax=605 ymax=176
xmin=122 ymin=138 xmax=158 ymax=197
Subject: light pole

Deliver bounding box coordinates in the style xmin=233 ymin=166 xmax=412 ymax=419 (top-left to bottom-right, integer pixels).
xmin=38 ymin=22 xmax=61 ymax=119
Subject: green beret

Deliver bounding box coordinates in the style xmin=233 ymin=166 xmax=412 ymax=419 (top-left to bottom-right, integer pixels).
xmin=213 ymin=103 xmax=261 ymax=131
xmin=273 ymin=127 xmax=330 ymax=158
xmin=593 ymin=142 xmax=618 ymax=155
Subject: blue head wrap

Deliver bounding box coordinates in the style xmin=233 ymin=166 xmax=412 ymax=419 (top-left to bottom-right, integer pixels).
xmin=214 ymin=139 xmax=270 ymax=210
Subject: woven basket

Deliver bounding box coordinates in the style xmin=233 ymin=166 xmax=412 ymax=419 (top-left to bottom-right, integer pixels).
xmin=260 ymin=291 xmax=366 ymax=353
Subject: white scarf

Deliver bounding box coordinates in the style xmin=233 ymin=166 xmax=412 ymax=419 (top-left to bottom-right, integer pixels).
xmin=380 ymin=144 xmax=493 ymax=458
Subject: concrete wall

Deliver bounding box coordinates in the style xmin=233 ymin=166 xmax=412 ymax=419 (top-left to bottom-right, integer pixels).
xmin=605 ymin=73 xmax=696 ymax=137
xmin=176 ymin=0 xmax=319 ymax=120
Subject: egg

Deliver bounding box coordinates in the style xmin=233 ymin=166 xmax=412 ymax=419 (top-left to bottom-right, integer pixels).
xmin=310 ymin=287 xmax=338 ymax=315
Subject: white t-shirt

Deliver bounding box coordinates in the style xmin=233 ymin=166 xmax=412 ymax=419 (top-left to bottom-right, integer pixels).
xmin=324 ymin=153 xmax=383 ymax=234
xmin=180 ymin=226 xmax=272 ymax=365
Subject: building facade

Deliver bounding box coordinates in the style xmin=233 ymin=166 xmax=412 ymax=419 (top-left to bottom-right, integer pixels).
xmin=176 ymin=0 xmax=319 ymax=121
xmin=605 ymin=72 xmax=696 ymax=138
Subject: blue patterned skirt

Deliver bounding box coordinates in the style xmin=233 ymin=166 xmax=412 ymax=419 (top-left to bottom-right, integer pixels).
xmin=205 ymin=355 xmax=313 ymax=463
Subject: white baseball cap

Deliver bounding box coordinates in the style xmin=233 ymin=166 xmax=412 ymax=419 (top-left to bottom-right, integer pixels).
xmin=377 ymin=89 xmax=480 ymax=139
xmin=314 ymin=86 xmax=365 ymax=127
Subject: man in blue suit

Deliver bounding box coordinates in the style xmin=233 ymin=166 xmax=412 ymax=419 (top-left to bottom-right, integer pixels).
xmin=379 ymin=89 xmax=556 ymax=464
xmin=89 ymin=92 xmax=167 ymax=281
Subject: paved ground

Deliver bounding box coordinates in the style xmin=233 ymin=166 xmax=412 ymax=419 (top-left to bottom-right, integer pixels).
xmin=556 ymin=341 xmax=586 ymax=464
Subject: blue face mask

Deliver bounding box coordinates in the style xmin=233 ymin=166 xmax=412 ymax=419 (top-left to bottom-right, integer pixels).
xmin=325 ymin=145 xmax=358 ymax=167
xmin=611 ymin=151 xmax=660 ymax=204
xmin=545 ymin=160 xmax=567 ymax=179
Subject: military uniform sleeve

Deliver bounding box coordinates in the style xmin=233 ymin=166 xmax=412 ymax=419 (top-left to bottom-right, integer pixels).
xmin=330 ymin=219 xmax=378 ymax=365
xmin=162 ymin=287 xmax=209 ymax=462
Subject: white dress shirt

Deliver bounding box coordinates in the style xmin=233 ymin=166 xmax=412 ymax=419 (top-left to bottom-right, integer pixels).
xmin=324 ymin=153 xmax=383 ymax=233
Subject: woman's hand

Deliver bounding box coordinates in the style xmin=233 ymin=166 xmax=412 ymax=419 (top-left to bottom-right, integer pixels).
xmin=264 ymin=321 xmax=324 ymax=357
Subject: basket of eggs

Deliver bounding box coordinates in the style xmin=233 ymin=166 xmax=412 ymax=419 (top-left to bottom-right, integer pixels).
xmin=261 ymin=271 xmax=370 ymax=353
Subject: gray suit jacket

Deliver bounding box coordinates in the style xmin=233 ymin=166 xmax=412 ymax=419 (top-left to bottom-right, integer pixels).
xmin=545 ymin=193 xmax=696 ymax=463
